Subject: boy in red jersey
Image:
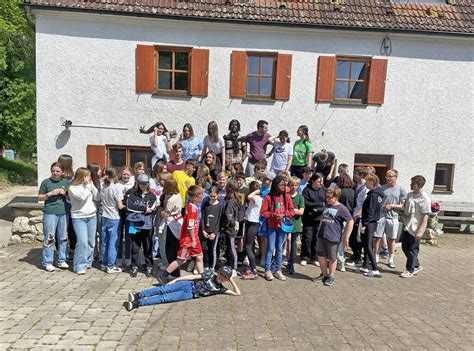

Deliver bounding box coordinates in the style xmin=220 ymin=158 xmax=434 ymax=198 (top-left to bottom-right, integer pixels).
xmin=162 ymin=185 xmax=204 ymax=282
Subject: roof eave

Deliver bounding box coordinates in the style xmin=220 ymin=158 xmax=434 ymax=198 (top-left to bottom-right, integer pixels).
xmin=24 ymin=4 xmax=474 ymax=38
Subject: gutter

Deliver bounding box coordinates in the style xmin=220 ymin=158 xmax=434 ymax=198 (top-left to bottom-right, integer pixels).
xmin=23 ymin=3 xmax=473 ymax=38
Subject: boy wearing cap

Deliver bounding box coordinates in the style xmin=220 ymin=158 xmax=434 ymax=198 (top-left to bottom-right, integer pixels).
xmin=125 ymin=266 xmax=241 ymax=310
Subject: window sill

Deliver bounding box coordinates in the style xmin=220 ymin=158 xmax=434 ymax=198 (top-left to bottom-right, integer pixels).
xmin=432 ymin=189 xmax=453 ymax=195
xmin=152 ymin=90 xmax=190 ymax=97
xmin=242 ymin=96 xmax=275 ymax=102
xmin=331 ymin=99 xmax=366 ymax=106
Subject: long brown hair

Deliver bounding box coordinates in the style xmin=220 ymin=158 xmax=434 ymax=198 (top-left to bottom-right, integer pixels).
xmin=87 ymin=163 xmax=101 ymax=189
xmin=207 ymin=121 xmax=219 ymax=143
xmin=70 ymin=167 xmax=90 ymax=186
xmin=57 ymin=154 xmax=73 ymax=179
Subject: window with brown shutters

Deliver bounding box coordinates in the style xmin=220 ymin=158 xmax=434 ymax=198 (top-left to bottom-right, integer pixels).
xmin=230 ymin=51 xmax=292 ymax=101
xmin=135 ymin=45 xmax=209 ymax=97
xmin=316 ymin=55 xmax=388 ymax=105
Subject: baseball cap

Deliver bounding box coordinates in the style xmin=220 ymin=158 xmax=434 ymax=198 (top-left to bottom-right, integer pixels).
xmin=137 ymin=174 xmax=149 ymax=184
xmin=218 ymin=266 xmax=233 ymax=279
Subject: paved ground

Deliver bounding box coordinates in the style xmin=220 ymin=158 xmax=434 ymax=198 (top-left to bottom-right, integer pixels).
xmin=0 ymin=234 xmax=472 ymax=350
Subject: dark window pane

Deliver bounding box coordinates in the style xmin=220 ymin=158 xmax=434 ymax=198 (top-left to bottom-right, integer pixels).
xmin=336 ymin=60 xmax=350 ymax=79
xmin=130 ymin=150 xmax=146 ymax=167
xmin=261 ymin=77 xmax=272 ymax=96
xmin=335 ymin=81 xmax=349 ymax=99
xmin=175 ymin=72 xmax=188 ymax=91
xmin=109 ymin=149 xmax=126 ymax=168
xmin=349 ymin=81 xmax=366 ymax=99
xmin=175 ymin=52 xmax=189 ymax=71
xmin=159 ymin=51 xmax=172 ymax=69
xmin=248 ymin=56 xmax=260 ymax=75
xmin=158 ymin=71 xmax=172 ymax=90
xmin=435 ymin=168 xmax=448 ymax=186
xmin=351 ymin=61 xmax=367 ymax=80
xmin=261 ymin=57 xmax=274 ymax=75
xmin=247 ymin=76 xmax=259 ymax=95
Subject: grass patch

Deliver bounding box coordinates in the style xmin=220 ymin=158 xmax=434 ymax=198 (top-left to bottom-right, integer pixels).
xmin=0 ymin=157 xmax=37 ymax=186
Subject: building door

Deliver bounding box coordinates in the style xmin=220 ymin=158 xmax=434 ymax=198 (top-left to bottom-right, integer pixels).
xmin=354 ymin=154 xmax=393 ymax=185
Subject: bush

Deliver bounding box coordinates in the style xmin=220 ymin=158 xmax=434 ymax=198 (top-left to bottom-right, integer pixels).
xmin=0 ymin=157 xmax=37 ymax=185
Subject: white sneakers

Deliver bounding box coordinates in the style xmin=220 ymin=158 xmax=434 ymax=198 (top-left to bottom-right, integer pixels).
xmin=57 ymin=262 xmax=69 ymax=269
xmin=300 ymin=260 xmax=307 ymax=266
xmin=45 ymin=264 xmax=56 ymax=272
xmin=107 ymin=266 xmax=122 ymax=274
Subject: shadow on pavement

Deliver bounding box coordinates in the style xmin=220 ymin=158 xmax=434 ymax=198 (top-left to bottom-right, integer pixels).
xmin=18 ymin=247 xmax=43 ymax=269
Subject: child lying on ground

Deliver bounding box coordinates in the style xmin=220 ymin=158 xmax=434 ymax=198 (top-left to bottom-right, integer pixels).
xmin=125 ymin=266 xmax=240 ymax=311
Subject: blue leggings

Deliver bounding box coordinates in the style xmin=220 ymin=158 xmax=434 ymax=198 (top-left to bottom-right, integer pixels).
xmin=138 ymin=281 xmax=194 ymax=306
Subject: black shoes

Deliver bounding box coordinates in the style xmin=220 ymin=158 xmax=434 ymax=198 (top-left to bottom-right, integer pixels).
xmin=130 ymin=266 xmax=138 ymax=277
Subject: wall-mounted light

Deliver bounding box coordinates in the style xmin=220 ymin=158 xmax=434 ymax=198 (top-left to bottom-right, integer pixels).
xmin=380 ymin=36 xmax=392 ymax=56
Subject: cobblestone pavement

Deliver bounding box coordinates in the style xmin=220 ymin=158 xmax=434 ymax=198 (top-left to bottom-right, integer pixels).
xmin=0 ymin=234 xmax=472 ymax=350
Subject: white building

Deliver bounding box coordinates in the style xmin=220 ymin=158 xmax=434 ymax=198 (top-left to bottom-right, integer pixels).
xmin=26 ymin=0 xmax=473 ymax=202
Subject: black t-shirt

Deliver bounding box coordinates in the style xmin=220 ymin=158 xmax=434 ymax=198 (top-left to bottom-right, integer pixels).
xmin=313 ymin=151 xmax=336 ymax=177
xmin=201 ymin=201 xmax=224 ymax=234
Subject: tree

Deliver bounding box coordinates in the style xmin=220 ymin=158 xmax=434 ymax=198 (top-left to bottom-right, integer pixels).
xmin=0 ymin=0 xmax=36 ymax=158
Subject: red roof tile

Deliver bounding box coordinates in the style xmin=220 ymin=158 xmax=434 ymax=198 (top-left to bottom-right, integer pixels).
xmin=23 ymin=0 xmax=473 ymax=35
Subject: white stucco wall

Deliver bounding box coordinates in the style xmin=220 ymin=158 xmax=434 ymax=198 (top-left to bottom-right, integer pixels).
xmin=35 ymin=11 xmax=473 ymax=202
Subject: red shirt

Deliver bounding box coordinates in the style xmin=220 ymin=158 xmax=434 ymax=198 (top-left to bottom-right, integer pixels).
xmin=261 ymin=193 xmax=295 ymax=230
xmin=180 ymin=203 xmax=199 ymax=247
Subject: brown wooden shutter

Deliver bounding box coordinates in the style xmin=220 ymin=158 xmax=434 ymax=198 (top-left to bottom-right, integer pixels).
xmin=315 ymin=56 xmax=336 ymax=102
xmin=190 ymin=48 xmax=209 ymax=97
xmin=367 ymin=58 xmax=388 ymax=105
xmin=136 ymin=45 xmax=155 ymax=93
xmin=86 ymin=145 xmax=107 ymax=170
xmin=274 ymin=53 xmax=292 ymax=101
xmin=230 ymin=51 xmax=247 ymax=98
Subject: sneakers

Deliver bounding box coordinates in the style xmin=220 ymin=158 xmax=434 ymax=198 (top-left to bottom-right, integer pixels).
xmin=313 ymin=260 xmax=320 ymax=267
xmin=128 ymin=291 xmax=140 ymax=302
xmin=45 ymin=264 xmax=56 ymax=272
xmin=356 ymin=267 xmax=369 ymax=274
xmin=130 ymin=266 xmax=138 ymax=278
xmin=241 ymin=270 xmax=258 ymax=280
xmin=274 ymin=271 xmax=287 ymax=281
xmin=388 ymin=261 xmax=396 ymax=268
xmin=145 ymin=267 xmax=153 ymax=278
xmin=300 ymin=260 xmax=307 ymax=266
xmin=323 ymin=276 xmax=335 ymax=286
xmin=400 ymin=270 xmax=415 ymax=278
xmin=125 ymin=300 xmax=139 ymax=312
xmin=414 ymin=266 xmax=424 ymax=275
xmin=76 ymin=270 xmax=86 ymax=275
xmin=346 ymin=259 xmax=362 ymax=267
xmin=107 ymin=266 xmax=122 ymax=274
xmin=312 ymin=274 xmax=325 ymax=282
xmin=100 ymin=264 xmax=107 ymax=272
xmin=265 ymin=271 xmax=274 ymax=281
xmin=57 ymin=262 xmax=69 ymax=269
xmin=364 ymin=270 xmax=382 ymax=278
xmin=336 ymin=263 xmax=346 ymax=272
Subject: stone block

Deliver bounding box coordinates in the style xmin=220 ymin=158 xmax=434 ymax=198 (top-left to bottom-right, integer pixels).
xmin=8 ymin=234 xmax=21 ymax=245
xmin=11 ymin=217 xmax=31 ymax=234
xmin=21 ymin=234 xmax=36 ymax=243
xmin=29 ymin=216 xmax=43 ymax=225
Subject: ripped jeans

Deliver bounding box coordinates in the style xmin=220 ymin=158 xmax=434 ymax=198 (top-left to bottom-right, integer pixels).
xmin=42 ymin=214 xmax=68 ymax=267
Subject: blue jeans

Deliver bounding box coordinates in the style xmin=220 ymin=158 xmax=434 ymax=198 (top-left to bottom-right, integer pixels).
xmin=265 ymin=227 xmax=287 ymax=272
xmin=100 ymin=217 xmax=120 ymax=268
xmin=42 ymin=214 xmax=67 ymax=267
xmin=138 ymin=281 xmax=194 ymax=306
xmin=72 ymin=215 xmax=97 ymax=272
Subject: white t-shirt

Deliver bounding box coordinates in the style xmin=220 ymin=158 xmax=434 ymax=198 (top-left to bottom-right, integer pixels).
xmin=245 ymin=195 xmax=263 ymax=223
xmin=403 ymin=191 xmax=431 ymax=236
xmin=100 ymin=182 xmax=124 ymax=220
xmin=271 ymin=140 xmax=294 ymax=172
xmin=203 ymin=135 xmax=225 ymax=155
xmin=149 ymin=135 xmax=169 ymax=160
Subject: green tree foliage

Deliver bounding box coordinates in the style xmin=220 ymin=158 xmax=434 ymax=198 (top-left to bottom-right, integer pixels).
xmin=0 ymin=0 xmax=36 ymax=157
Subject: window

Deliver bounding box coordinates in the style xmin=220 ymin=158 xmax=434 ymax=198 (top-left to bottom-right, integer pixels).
xmin=354 ymin=153 xmax=394 ymax=185
xmin=434 ymin=163 xmax=454 ymax=192
xmin=316 ymin=56 xmax=388 ymax=105
xmin=108 ymin=146 xmax=153 ymax=173
xmin=246 ymin=54 xmax=276 ymax=98
xmin=157 ymin=49 xmax=190 ymax=93
xmin=335 ymin=58 xmax=369 ymax=102
xmin=136 ymin=45 xmax=209 ymax=97
xmin=230 ymin=51 xmax=292 ymax=101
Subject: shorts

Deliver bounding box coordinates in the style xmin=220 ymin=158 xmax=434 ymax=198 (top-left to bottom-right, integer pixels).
xmin=316 ymin=237 xmax=339 ymax=261
xmin=375 ymin=217 xmax=400 ymax=240
xmin=177 ymin=244 xmax=203 ymax=260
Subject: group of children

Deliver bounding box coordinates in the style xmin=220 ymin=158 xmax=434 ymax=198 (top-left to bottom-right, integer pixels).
xmin=38 ymin=120 xmax=432 ymax=310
